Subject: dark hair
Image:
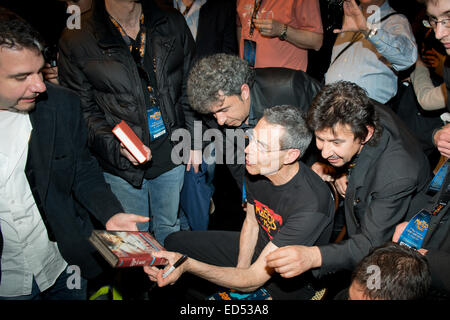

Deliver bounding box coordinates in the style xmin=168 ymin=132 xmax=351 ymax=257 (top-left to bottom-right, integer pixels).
xmin=263 ymin=105 xmax=312 ymax=157
xmin=352 ymin=242 xmax=431 ymax=300
xmin=306 ymin=81 xmax=382 ymax=146
xmin=187 ymin=53 xmax=255 ymax=114
xmin=0 ymin=7 xmax=44 ymax=52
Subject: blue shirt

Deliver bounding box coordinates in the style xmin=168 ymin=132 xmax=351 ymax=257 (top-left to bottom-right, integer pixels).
xmin=325 ymin=1 xmax=417 ymax=103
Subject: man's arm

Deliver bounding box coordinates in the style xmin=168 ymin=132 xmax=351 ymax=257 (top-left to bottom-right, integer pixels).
xmin=253 ymin=18 xmax=323 ymax=51
xmin=64 ymin=90 xmax=147 ymax=230
xmin=237 ymin=203 xmax=259 ymax=268
xmin=145 ymin=241 xmax=278 ymax=292
xmin=433 ymin=123 xmax=450 ymax=158
xmin=268 ymin=179 xmax=417 ymax=277
xmin=335 ymin=0 xmax=417 ymax=71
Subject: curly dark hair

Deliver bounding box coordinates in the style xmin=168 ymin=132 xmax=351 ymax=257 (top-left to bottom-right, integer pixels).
xmin=187 ymin=53 xmax=255 ymax=114
xmin=0 ymin=7 xmax=44 ymax=52
xmin=306 ymin=81 xmax=382 ymax=146
xmin=352 ymin=242 xmax=431 ymax=300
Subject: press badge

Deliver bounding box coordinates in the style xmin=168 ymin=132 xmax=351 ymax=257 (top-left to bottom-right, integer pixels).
xmin=428 ymin=160 xmax=449 ymax=195
xmin=398 ymin=209 xmax=431 ymax=249
xmin=147 ymin=106 xmax=166 ymax=141
xmin=243 ymin=39 xmax=257 ymax=68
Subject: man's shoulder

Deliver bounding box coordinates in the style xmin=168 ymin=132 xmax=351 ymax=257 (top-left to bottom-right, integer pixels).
xmin=37 ymin=83 xmax=80 ymax=112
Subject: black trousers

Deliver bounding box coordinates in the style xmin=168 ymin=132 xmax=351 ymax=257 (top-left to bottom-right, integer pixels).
xmin=164 ymin=230 xmax=317 ymax=300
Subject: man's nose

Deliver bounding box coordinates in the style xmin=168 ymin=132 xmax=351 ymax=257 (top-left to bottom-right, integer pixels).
xmin=30 ymin=73 xmax=46 ymax=94
xmin=214 ymin=112 xmax=226 ymax=126
xmin=321 ymin=142 xmax=333 ymax=159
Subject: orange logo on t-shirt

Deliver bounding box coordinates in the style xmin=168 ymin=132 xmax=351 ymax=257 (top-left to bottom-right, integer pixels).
xmin=254 ymin=200 xmax=283 ymax=240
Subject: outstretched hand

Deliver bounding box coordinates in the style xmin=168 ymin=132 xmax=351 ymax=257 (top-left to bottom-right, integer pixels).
xmin=333 ymin=0 xmax=368 ymax=34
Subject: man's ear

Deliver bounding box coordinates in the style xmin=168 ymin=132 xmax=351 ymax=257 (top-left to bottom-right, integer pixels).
xmin=240 ymin=83 xmax=250 ymax=101
xmin=362 ymin=125 xmax=374 ymax=144
xmin=284 ymin=148 xmax=301 ymax=165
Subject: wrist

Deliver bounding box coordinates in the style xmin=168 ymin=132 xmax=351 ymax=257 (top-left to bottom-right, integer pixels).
xmin=311 ymin=246 xmax=322 ymax=268
xmin=279 ymin=24 xmax=288 ymax=41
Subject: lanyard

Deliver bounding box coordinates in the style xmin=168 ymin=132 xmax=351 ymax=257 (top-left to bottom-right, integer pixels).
xmin=249 ymin=0 xmax=262 ymax=37
xmin=110 ymin=13 xmax=157 ymax=103
xmin=431 ymin=164 xmax=450 ymax=216
xmin=110 ymin=13 xmax=146 ymax=64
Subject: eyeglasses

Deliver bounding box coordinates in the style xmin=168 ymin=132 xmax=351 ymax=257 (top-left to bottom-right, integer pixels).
xmin=247 ymin=130 xmax=288 ymax=153
xmin=423 ymin=17 xmax=450 ymax=29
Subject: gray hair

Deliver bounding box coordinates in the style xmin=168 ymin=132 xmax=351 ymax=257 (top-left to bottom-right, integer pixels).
xmin=187 ymin=53 xmax=255 ymax=114
xmin=263 ymin=105 xmax=312 ymax=158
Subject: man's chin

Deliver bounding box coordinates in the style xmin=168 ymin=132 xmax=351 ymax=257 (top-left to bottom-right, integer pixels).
xmin=327 ymin=158 xmax=344 ymax=167
xmin=14 ymin=101 xmax=36 ymax=112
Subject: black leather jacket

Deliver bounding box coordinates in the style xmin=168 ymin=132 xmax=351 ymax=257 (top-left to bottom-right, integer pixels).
xmin=58 ymin=0 xmax=196 ymax=187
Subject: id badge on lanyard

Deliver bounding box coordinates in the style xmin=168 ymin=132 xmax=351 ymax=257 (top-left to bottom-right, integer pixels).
xmin=398 ymin=209 xmax=431 ymax=249
xmin=243 ymin=0 xmax=262 ymax=67
xmin=147 ymin=105 xmax=166 ymax=141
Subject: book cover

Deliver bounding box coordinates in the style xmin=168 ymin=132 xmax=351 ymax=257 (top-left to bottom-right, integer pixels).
xmin=89 ymin=230 xmax=167 ymax=267
xmin=112 ymin=120 xmax=147 ymax=164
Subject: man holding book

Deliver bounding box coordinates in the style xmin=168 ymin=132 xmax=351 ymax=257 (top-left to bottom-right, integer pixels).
xmin=0 ymin=8 xmax=147 ymax=300
xmin=144 ymin=105 xmax=335 ymax=300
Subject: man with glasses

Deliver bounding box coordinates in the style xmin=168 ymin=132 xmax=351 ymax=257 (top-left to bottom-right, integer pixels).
xmin=265 ymin=82 xmax=430 ymax=283
xmin=144 ymin=105 xmax=335 ymax=300
xmin=186 ymin=53 xmax=322 ymax=189
xmin=427 ymin=0 xmax=450 ymax=158
xmin=58 ymin=0 xmax=196 ymax=245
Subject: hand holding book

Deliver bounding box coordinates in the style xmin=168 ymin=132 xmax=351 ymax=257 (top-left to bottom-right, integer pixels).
xmin=113 ymin=120 xmax=152 ymax=165
xmin=119 ymin=143 xmax=152 ymax=166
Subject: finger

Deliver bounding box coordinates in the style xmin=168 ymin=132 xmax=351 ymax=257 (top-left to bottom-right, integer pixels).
xmin=267 ymin=255 xmax=292 ymax=269
xmin=130 ymin=214 xmax=151 ymax=222
xmin=193 ymin=163 xmax=200 ymax=173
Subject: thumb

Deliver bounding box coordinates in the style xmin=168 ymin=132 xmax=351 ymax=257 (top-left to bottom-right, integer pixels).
xmin=129 ymin=214 xmax=150 ymax=222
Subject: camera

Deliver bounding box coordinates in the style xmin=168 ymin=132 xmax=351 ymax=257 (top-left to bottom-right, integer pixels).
xmin=43 ymin=44 xmax=58 ymax=67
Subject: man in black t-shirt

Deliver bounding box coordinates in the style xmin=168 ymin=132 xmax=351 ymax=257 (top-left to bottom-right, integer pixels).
xmin=144 ymin=105 xmax=335 ymax=300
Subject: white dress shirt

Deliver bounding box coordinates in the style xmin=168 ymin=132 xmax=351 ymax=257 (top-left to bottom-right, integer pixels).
xmin=0 ymin=110 xmax=67 ymax=297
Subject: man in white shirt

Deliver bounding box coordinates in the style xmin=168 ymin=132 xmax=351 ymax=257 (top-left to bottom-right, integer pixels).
xmin=0 ymin=7 xmax=147 ymax=300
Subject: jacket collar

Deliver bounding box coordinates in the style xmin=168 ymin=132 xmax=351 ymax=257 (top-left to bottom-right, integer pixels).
xmin=26 ymin=87 xmax=56 ymax=203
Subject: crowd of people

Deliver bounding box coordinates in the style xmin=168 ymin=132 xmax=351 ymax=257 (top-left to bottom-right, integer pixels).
xmin=0 ymin=0 xmax=449 ymax=301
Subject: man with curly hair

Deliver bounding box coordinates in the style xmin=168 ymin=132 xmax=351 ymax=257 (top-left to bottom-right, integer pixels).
xmin=186 ymin=53 xmax=321 ymax=188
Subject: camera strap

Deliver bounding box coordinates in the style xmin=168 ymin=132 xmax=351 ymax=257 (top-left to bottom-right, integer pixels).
xmin=330 ymin=12 xmax=399 ymax=67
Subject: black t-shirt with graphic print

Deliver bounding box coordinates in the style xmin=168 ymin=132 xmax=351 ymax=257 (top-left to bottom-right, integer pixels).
xmin=245 ymin=161 xmax=335 ymax=299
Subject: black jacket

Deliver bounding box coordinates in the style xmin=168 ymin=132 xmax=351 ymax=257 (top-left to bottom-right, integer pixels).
xmin=404 ymin=180 xmax=450 ymax=294
xmin=159 ymin=0 xmax=238 ymax=59
xmin=58 ymin=0 xmax=196 ymax=187
xmin=206 ymin=68 xmax=322 ymax=188
xmin=317 ymin=103 xmax=431 ymax=276
xmin=24 ymin=83 xmax=123 ymax=279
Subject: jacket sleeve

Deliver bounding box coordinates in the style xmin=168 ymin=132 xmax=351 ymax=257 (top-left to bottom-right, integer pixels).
xmin=368 ymin=14 xmax=417 ymax=71
xmin=221 ymin=0 xmax=238 ymax=55
xmin=58 ymin=33 xmax=131 ymax=171
xmin=315 ymin=178 xmax=417 ymax=277
xmin=68 ymin=92 xmax=124 ymax=226
xmin=175 ymin=15 xmax=200 ymax=149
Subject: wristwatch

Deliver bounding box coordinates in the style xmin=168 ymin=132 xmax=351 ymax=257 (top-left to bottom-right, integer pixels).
xmin=279 ymin=24 xmax=288 ymax=41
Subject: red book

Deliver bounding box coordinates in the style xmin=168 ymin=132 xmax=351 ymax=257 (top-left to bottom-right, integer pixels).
xmin=89 ymin=230 xmax=167 ymax=267
xmin=112 ymin=120 xmax=147 ymax=164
